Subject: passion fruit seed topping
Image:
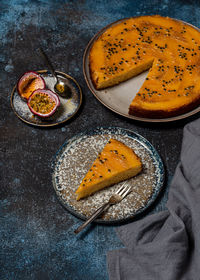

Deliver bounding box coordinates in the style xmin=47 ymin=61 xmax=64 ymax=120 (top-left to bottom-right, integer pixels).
xmin=29 ymin=93 xmax=56 ymax=114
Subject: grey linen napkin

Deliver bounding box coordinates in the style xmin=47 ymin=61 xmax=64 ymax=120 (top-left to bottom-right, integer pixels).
xmin=107 ymin=118 xmax=200 ymax=280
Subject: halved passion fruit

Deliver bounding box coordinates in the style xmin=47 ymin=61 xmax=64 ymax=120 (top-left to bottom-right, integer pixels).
xmin=28 ymin=89 xmax=60 ymax=118
xmin=17 ymin=71 xmax=45 ymax=100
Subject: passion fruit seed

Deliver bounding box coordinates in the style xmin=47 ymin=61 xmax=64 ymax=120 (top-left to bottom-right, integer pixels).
xmin=29 ymin=93 xmax=56 ymax=114
xmin=28 ymin=89 xmax=60 ymax=118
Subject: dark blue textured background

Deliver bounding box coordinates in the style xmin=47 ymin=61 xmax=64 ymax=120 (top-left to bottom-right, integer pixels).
xmin=1 ymin=0 xmax=200 ymax=279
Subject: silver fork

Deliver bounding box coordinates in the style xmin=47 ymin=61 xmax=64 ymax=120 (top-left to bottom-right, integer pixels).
xmin=74 ymin=183 xmax=132 ymax=234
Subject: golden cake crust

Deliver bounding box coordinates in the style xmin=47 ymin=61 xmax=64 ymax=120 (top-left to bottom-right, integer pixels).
xmin=89 ymin=15 xmax=200 ymax=118
xmin=75 ymin=139 xmax=142 ymax=200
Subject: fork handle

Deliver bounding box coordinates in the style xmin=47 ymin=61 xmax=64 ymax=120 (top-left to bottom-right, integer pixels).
xmin=74 ymin=202 xmax=110 ymax=234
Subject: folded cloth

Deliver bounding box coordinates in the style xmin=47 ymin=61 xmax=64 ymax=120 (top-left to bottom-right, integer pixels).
xmin=107 ymin=118 xmax=200 ymax=280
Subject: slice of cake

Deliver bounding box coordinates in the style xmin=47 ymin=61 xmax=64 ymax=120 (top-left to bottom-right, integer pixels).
xmin=75 ymin=139 xmax=142 ymax=200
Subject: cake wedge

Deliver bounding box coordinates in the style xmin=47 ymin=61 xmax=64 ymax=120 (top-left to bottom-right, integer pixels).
xmin=75 ymin=138 xmax=142 ymax=200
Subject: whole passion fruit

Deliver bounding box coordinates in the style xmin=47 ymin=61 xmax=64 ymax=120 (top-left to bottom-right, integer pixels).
xmin=27 ymin=89 xmax=60 ymax=118
xmin=17 ymin=71 xmax=45 ymax=100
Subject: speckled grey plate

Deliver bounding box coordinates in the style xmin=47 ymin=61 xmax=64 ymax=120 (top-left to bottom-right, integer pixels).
xmin=52 ymin=127 xmax=164 ymax=224
xmin=11 ymin=70 xmax=82 ymax=127
xmin=83 ymin=17 xmax=200 ymax=122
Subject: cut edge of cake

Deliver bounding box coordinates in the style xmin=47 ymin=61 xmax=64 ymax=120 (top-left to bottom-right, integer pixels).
xmin=76 ymin=165 xmax=142 ymax=200
xmin=90 ymin=56 xmax=154 ymax=90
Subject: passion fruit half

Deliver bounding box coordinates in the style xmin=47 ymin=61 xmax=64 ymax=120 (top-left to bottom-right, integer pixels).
xmin=27 ymin=89 xmax=60 ymax=118
xmin=17 ymin=71 xmax=45 ymax=100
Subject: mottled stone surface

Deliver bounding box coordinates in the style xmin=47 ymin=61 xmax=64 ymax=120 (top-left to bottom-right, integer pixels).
xmin=1 ymin=0 xmax=200 ymax=279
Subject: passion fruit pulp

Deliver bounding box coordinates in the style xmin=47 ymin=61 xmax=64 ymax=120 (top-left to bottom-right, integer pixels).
xmin=28 ymin=89 xmax=60 ymax=118
xmin=17 ymin=71 xmax=45 ymax=100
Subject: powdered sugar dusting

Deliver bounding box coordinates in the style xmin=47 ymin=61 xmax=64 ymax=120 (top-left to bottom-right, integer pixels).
xmin=52 ymin=127 xmax=164 ymax=222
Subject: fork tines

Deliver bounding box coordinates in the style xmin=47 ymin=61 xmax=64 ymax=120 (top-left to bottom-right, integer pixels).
xmin=116 ymin=183 xmax=132 ymax=198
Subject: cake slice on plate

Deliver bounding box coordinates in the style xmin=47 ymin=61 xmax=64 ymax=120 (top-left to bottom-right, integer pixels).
xmin=75 ymin=138 xmax=142 ymax=200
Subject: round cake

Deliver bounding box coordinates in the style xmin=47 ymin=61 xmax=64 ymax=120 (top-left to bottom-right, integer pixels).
xmin=89 ymin=15 xmax=200 ymax=118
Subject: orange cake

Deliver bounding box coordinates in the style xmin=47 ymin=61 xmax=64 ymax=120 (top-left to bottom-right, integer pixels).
xmin=89 ymin=15 xmax=200 ymax=118
xmin=75 ymin=139 xmax=142 ymax=200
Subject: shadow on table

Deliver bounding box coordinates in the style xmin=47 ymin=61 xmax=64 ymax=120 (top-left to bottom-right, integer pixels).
xmin=114 ymin=110 xmax=200 ymax=131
